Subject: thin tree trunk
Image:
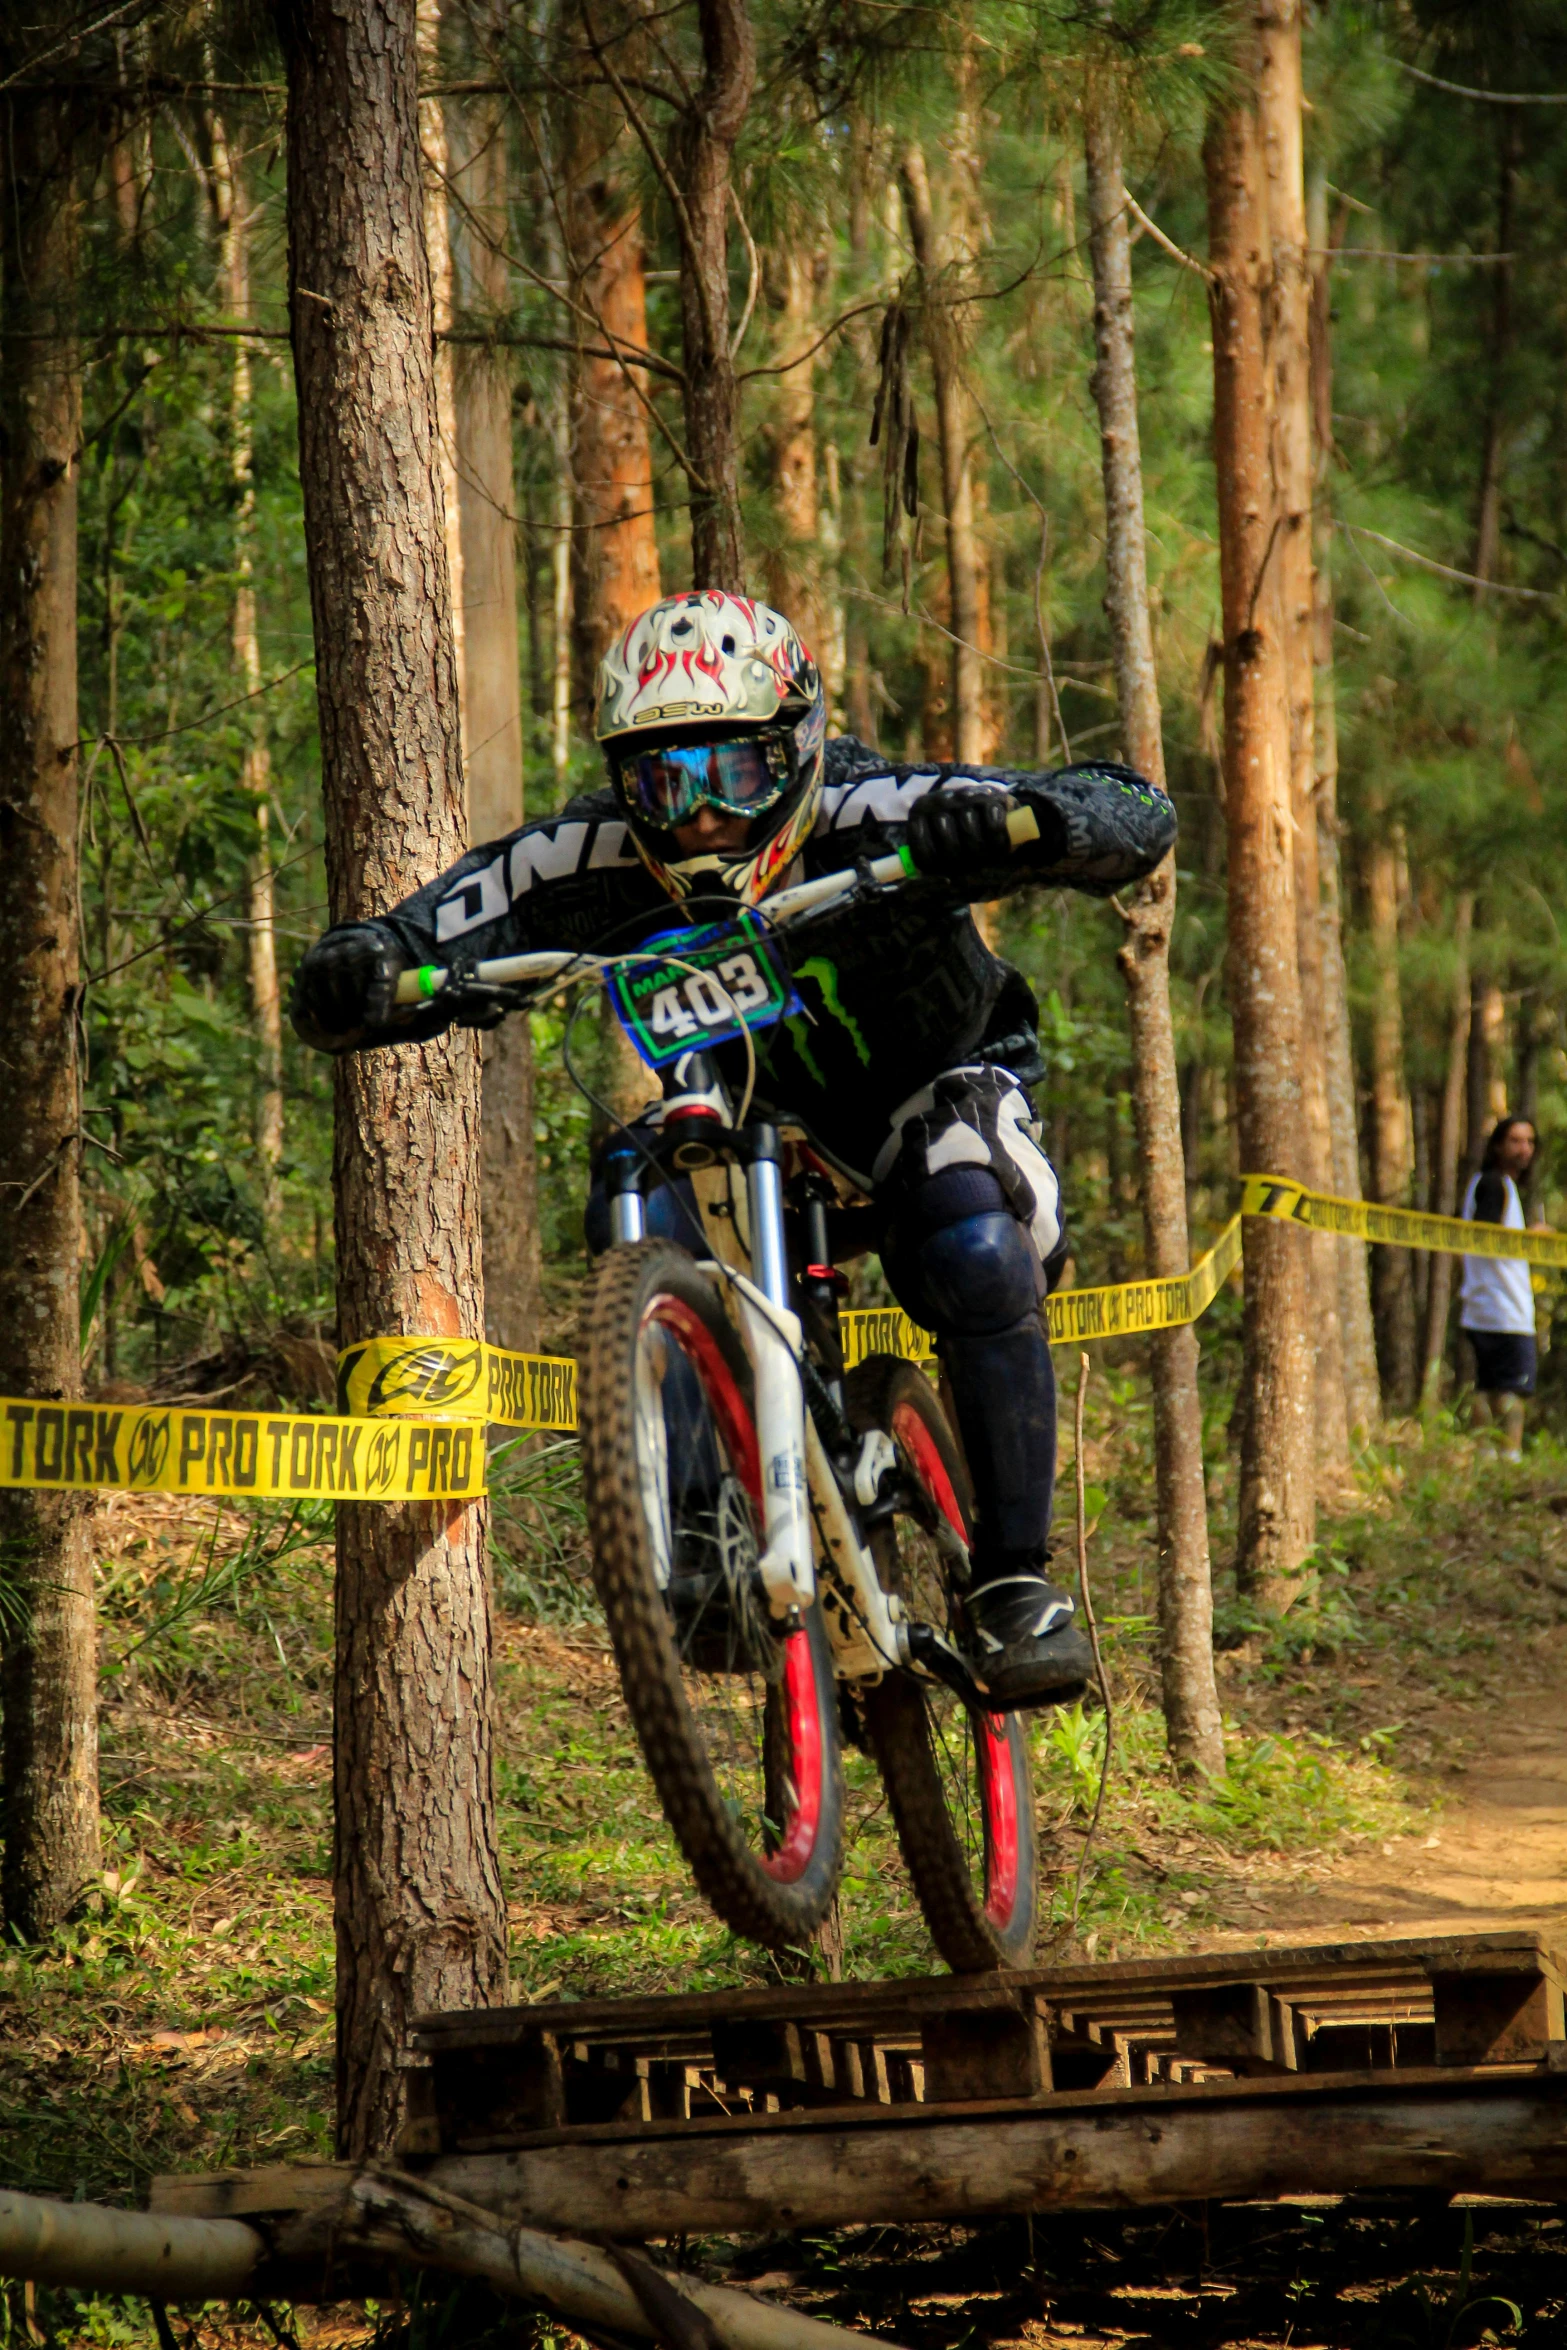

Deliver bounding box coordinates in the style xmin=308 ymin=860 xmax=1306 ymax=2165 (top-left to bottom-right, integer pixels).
xmin=561 ymin=75 xmax=662 ymax=1127
xmin=275 ymin=0 xmax=508 ymax=2159
xmin=1257 ymin=1 xmax=1348 ymax=1478
xmin=1477 ymin=979 xmax=1508 ymax=1126
xmin=671 ymin=0 xmax=754 ymax=591
xmin=0 ymin=94 xmax=102 ymax=1938
xmin=762 ymin=246 xmax=827 ymax=663
xmin=450 ymin=78 xmax=545 ymax=1353
xmin=210 ymin=117 xmax=285 ymax=1229
xmin=418 ymin=0 xmax=467 ymax=733
xmin=1083 ymin=95 xmax=1221 ymax=1779
xmin=1366 ymin=827 xmax=1418 ymax=1410
xmin=565 ymin=79 xmax=662 ymax=687
xmin=1205 ymin=88 xmax=1314 ymax=1608
xmin=1471 ymin=119 xmax=1516 ymax=594
xmin=899 ymin=144 xmax=987 ymax=766
xmin=552 ymin=397 xmax=573 ymax=785
xmin=1306 ymin=164 xmax=1377 ymax=1434
xmin=1421 ymin=893 xmax=1473 ymax=1405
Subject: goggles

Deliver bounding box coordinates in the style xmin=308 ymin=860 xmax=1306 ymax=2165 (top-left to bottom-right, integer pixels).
xmin=614 ymin=733 xmax=792 ymax=832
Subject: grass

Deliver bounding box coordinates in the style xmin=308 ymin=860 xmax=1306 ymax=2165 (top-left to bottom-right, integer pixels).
xmin=7 ymin=1353 xmax=1567 ymax=2344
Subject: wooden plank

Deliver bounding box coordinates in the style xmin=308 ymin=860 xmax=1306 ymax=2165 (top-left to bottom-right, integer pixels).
xmin=1433 ymin=1969 xmax=1567 ymax=2066
xmin=1170 ymin=1984 xmax=1291 ymax=2076
xmin=408 ymin=1934 xmax=1561 ymax=2054
xmin=421 ymin=2075 xmax=1567 ymax=2234
xmin=919 ymin=2003 xmax=1051 ymax=2102
xmin=409 ymin=1971 xmax=1029 ymax=2054
xmin=151 ymin=2063 xmax=1567 ymax=2222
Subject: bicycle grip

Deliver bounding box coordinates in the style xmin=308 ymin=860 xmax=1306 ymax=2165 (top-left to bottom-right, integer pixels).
xmin=1005 ymin=804 xmax=1041 ymax=848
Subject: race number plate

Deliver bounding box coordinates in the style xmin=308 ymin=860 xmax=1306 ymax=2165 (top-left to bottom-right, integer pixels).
xmin=609 ymin=918 xmax=798 ymax=1069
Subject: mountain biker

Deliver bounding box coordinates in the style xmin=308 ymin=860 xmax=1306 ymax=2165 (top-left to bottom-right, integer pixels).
xmin=291 ymin=591 xmax=1177 ymax=1708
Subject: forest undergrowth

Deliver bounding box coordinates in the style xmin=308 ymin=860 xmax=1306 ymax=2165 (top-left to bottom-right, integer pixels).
xmin=9 ymin=1339 xmax=1567 ymax=2203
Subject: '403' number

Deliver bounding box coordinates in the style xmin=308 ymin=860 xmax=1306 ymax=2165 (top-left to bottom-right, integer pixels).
xmin=647 ymin=951 xmax=771 ymax=1041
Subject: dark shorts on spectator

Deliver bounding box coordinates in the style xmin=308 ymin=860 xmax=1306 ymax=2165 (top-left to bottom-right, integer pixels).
xmin=1463 ymin=1328 xmax=1537 ymax=1397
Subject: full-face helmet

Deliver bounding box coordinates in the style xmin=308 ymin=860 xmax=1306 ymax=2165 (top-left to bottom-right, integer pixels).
xmin=594 ymin=591 xmax=826 ymax=905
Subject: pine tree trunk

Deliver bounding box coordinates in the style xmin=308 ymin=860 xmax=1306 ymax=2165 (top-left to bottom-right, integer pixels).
xmin=1205 ymin=91 xmax=1314 ymax=1608
xmin=418 ymin=0 xmax=466 ymax=730
xmin=566 ymin=73 xmax=663 ymax=678
xmin=899 ymin=144 xmax=987 ymax=766
xmin=0 ymin=94 xmax=102 ymax=1939
xmin=1306 ymin=165 xmax=1378 ymax=1435
xmin=1366 ymin=827 xmax=1418 ymax=1410
xmin=211 ymin=118 xmax=285 ymax=1230
xmin=563 ymin=70 xmax=663 ymax=1127
xmin=450 ymin=81 xmax=544 ymax=1353
xmin=1472 ymin=120 xmax=1517 ymax=594
xmin=673 ymin=0 xmax=754 ymax=590
xmin=1257 ymin=1 xmax=1348 ymax=1478
xmin=276 ymin=0 xmax=508 ymax=2159
xmin=1422 ymin=893 xmax=1473 ymax=1404
xmin=1084 ymin=97 xmax=1221 ymax=1778
xmin=762 ymin=246 xmax=827 ymax=663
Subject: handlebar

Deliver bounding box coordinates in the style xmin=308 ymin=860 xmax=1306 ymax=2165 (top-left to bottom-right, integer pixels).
xmin=393 ymin=802 xmax=1041 ymax=1007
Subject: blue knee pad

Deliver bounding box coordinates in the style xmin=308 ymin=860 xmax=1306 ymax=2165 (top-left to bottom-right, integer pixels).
xmin=880 ymin=1183 xmax=1056 ymax=1568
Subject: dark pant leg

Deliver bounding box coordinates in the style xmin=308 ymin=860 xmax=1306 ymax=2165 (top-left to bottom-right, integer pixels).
xmin=880 ymin=1169 xmax=1057 ymax=1578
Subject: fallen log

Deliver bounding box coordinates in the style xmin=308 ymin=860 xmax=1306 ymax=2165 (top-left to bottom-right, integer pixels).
xmin=0 ymin=2174 xmax=896 ymax=2350
xmin=0 ymin=2193 xmax=262 ymax=2298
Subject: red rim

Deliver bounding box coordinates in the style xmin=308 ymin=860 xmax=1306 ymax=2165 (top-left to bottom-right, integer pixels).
xmin=642 ymin=1294 xmax=824 ymax=1884
xmin=891 ymin=1398 xmax=1022 ymax=1930
xmin=646 ymin=1296 xmax=762 ymax=1503
xmin=763 ymin=1627 xmax=827 ymax=1882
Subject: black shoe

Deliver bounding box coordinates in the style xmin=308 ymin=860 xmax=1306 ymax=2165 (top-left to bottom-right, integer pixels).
xmin=961 ymin=1573 xmax=1094 ymax=1710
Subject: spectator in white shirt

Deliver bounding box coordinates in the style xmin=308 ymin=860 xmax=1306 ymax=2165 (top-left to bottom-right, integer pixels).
xmin=1458 ymin=1116 xmax=1540 ymax=1462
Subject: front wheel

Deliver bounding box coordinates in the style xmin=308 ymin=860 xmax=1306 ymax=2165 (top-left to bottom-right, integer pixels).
xmin=848 ymin=1355 xmax=1039 ymax=1971
xmin=578 ymin=1241 xmax=844 ymax=1950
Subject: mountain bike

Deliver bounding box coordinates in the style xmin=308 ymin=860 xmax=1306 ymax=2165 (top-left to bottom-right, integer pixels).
xmin=396 ymin=814 xmax=1045 ymax=1970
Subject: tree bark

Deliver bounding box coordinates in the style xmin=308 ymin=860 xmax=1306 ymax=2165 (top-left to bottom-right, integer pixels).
xmin=669 ymin=0 xmax=754 ymax=591
xmin=566 ymin=101 xmax=662 ymax=682
xmin=275 ymin=0 xmax=508 ymax=2159
xmin=1083 ymin=94 xmax=1222 ymax=1780
xmin=559 ymin=74 xmax=663 ymax=1128
xmin=1257 ymin=1 xmax=1348 ymax=1479
xmin=1471 ymin=119 xmax=1517 ymax=594
xmin=899 ymin=144 xmax=988 ymax=766
xmin=418 ymin=0 xmax=467 ymax=728
xmin=762 ymin=246 xmax=827 ymax=665
xmin=1366 ymin=826 xmax=1418 ymax=1410
xmin=1204 ymin=90 xmax=1314 ymax=1607
xmin=210 ymin=117 xmax=285 ymax=1230
xmin=450 ymin=75 xmax=544 ymax=1354
xmin=0 ymin=93 xmax=102 ymax=1939
xmin=1421 ymin=893 xmax=1473 ymax=1405
xmin=1306 ymin=165 xmax=1378 ymax=1435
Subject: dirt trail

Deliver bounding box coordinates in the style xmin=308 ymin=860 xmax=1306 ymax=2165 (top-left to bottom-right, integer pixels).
xmin=1233 ymin=1627 xmax=1567 ymax=1948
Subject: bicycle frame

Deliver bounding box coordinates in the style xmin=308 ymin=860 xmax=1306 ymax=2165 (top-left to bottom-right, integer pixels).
xmin=392 ymin=806 xmax=1045 ymax=1698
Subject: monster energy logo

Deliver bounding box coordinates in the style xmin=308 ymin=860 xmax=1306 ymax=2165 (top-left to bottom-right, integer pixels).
xmin=782 ymin=955 xmax=871 ymax=1084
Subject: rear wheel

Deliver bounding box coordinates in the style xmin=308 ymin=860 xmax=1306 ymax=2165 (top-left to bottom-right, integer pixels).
xmin=848 ymin=1355 xmax=1038 ymax=1971
xmin=579 ymin=1241 xmax=843 ymax=1948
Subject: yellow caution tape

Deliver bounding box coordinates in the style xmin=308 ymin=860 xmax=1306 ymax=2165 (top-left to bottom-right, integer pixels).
xmin=1045 ymin=1214 xmax=1243 ymax=1345
xmin=334 ymin=1336 xmax=578 ymax=1430
xmin=15 ymin=1175 xmax=1550 ymax=1498
xmin=0 ymin=1398 xmax=486 ymax=1502
xmin=1241 ymin=1174 xmax=1567 ymax=1266
xmin=840 ymin=1307 xmax=938 ymax=1371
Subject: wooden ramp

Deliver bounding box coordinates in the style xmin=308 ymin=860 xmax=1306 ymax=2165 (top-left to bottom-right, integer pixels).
xmin=154 ymin=1929 xmax=1567 ymax=2237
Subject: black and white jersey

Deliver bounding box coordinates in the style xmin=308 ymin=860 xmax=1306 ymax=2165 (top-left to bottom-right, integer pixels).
xmin=299 ymin=739 xmax=1177 ymax=1186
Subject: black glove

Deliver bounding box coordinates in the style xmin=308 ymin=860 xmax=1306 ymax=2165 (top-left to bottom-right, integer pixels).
xmin=289 ymin=922 xmax=407 ymax=1049
xmin=906 ymin=786 xmax=1019 ymax=879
